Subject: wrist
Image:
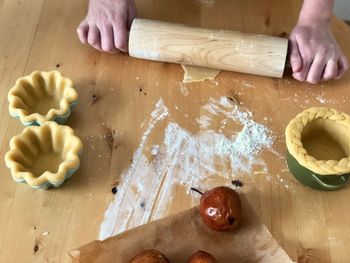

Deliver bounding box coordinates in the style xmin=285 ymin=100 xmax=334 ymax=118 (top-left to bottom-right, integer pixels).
xmin=297 ymin=15 xmax=331 ymax=29
xmin=297 ymin=0 xmax=333 ymax=28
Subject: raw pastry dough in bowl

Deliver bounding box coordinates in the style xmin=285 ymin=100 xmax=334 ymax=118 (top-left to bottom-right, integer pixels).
xmin=5 ymin=121 xmax=83 ymax=189
xmin=285 ymin=107 xmax=350 ymax=190
xmin=8 ymin=71 xmax=78 ymax=126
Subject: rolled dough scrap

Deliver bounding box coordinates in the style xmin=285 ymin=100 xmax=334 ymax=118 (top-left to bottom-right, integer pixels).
xmin=181 ymin=65 xmax=220 ymax=83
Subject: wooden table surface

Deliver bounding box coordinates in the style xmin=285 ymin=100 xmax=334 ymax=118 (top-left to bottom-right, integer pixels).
xmin=1 ymin=0 xmax=350 ymax=262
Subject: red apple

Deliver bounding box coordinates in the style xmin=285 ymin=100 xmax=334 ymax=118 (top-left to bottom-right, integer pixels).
xmin=130 ymin=249 xmax=170 ymax=263
xmin=197 ymin=186 xmax=242 ymax=231
xmin=188 ymin=250 xmax=217 ymax=263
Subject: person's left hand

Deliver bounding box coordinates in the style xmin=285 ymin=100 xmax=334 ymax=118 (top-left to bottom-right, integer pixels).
xmin=77 ymin=0 xmax=137 ymax=53
xmin=289 ymin=18 xmax=349 ymax=84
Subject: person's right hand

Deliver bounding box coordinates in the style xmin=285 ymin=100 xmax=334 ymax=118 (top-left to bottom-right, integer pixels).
xmin=77 ymin=0 xmax=137 ymax=53
xmin=289 ymin=18 xmax=349 ymax=84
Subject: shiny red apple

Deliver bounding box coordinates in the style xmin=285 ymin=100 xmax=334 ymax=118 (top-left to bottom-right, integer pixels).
xmin=195 ymin=186 xmax=242 ymax=231
xmin=187 ymin=250 xmax=217 ymax=263
xmin=130 ymin=249 xmax=170 ymax=263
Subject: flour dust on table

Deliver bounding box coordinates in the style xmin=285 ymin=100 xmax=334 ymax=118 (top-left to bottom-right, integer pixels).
xmin=99 ymin=96 xmax=277 ymax=240
xmin=195 ymin=0 xmax=215 ymax=7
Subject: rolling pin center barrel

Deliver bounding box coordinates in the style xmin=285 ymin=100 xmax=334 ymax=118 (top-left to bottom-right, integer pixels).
xmin=129 ymin=19 xmax=288 ymax=78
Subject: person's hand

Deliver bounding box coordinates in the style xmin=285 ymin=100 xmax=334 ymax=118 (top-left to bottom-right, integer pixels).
xmin=77 ymin=0 xmax=137 ymax=53
xmin=289 ymin=18 xmax=349 ymax=84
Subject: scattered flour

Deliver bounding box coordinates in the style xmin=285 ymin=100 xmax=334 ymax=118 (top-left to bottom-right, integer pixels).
xmin=241 ymin=80 xmax=253 ymax=88
xmin=180 ymin=83 xmax=189 ymax=96
xmin=99 ymin=96 xmax=276 ymax=240
xmin=195 ymin=0 xmax=215 ymax=7
xmin=151 ymin=145 xmax=160 ymax=156
xmin=316 ymin=94 xmax=326 ymax=104
xmin=232 ymin=79 xmax=254 ymax=89
xmin=99 ymin=99 xmax=169 ymax=240
xmin=328 ymin=236 xmax=343 ymax=247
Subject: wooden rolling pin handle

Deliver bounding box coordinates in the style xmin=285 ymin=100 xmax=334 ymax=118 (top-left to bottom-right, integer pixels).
xmin=129 ymin=19 xmax=288 ymax=78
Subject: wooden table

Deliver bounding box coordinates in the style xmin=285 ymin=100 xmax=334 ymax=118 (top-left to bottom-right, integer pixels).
xmin=1 ymin=0 xmax=350 ymax=262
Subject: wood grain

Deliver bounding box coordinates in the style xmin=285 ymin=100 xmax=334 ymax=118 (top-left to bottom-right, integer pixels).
xmin=0 ymin=0 xmax=349 ymax=262
xmin=129 ymin=19 xmax=288 ymax=78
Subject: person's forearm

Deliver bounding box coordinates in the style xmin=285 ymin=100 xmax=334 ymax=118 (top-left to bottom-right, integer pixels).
xmin=298 ymin=0 xmax=334 ymax=25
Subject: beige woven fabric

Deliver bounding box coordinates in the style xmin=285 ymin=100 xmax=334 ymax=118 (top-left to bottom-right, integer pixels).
xmin=285 ymin=107 xmax=350 ymax=175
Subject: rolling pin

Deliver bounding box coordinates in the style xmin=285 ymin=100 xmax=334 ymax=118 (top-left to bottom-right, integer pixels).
xmin=129 ymin=19 xmax=288 ymax=78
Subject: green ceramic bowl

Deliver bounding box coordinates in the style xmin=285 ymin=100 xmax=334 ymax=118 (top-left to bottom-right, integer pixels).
xmin=285 ymin=107 xmax=350 ymax=191
xmin=286 ymin=151 xmax=350 ymax=191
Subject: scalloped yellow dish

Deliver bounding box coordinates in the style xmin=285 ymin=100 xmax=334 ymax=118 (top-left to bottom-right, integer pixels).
xmin=5 ymin=121 xmax=83 ymax=189
xmin=8 ymin=71 xmax=78 ymax=126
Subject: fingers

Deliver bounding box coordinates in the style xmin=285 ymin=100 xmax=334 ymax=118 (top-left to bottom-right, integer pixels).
xmin=336 ymin=55 xmax=349 ymax=79
xmin=292 ymin=38 xmax=315 ymax=82
xmin=289 ymin=38 xmax=302 ymax=73
xmin=292 ymin=57 xmax=312 ymax=82
xmin=127 ymin=3 xmax=137 ymax=30
xmin=87 ymin=24 xmax=102 ymax=51
xmin=77 ymin=20 xmax=89 ymax=44
xmin=306 ymin=53 xmax=327 ymax=84
xmin=99 ymin=24 xmax=117 ymax=53
xmin=79 ymin=19 xmax=129 ymax=53
xmin=288 ymin=23 xmax=348 ymax=83
xmin=322 ymin=59 xmax=338 ymax=81
xmin=113 ymin=20 xmax=128 ymax=52
xmin=77 ymin=2 xmax=133 ymax=54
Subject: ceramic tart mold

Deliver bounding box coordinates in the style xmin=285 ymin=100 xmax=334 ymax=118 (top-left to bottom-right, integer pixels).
xmin=8 ymin=70 xmax=78 ymax=126
xmin=5 ymin=121 xmax=83 ymax=189
xmin=285 ymin=107 xmax=350 ymax=191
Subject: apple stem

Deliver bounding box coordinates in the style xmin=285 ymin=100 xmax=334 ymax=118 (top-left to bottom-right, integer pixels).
xmin=232 ymin=180 xmax=243 ymax=187
xmin=190 ymin=187 xmax=203 ymax=195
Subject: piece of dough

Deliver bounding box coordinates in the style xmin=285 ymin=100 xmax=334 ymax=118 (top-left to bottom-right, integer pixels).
xmin=181 ymin=65 xmax=220 ymax=83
